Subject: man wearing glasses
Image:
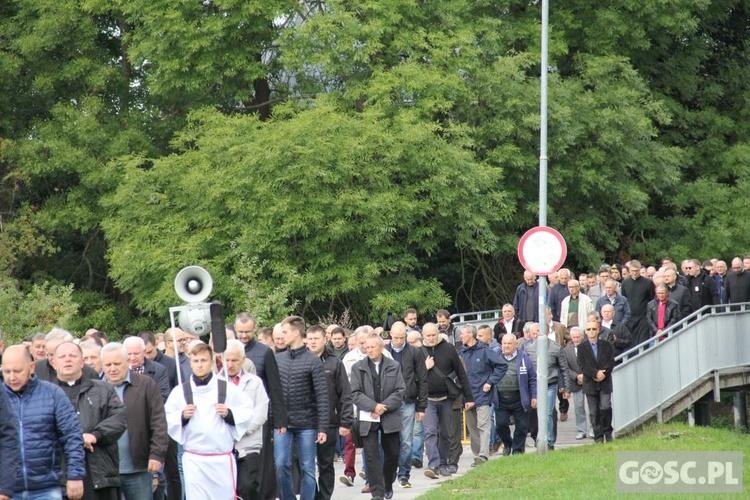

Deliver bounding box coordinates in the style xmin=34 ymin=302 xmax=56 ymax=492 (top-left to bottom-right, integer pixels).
xmin=577 ymin=320 xmax=615 ymax=443
xmin=164 ymin=328 xmax=192 ymax=382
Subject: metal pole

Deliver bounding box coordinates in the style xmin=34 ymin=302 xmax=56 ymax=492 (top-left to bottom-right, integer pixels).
xmin=537 ymin=0 xmax=550 ymax=456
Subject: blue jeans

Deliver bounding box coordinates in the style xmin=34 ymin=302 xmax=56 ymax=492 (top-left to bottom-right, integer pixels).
xmin=398 ymin=402 xmax=416 ymax=480
xmin=274 ymin=428 xmax=317 ymax=500
xmin=545 ymin=384 xmax=558 ymax=447
xmin=120 ymin=471 xmax=152 ymax=500
xmin=12 ymin=487 xmax=62 ymax=500
xmin=412 ymin=419 xmax=424 ymax=463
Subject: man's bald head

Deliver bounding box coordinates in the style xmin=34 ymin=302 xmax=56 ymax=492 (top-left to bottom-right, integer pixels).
xmin=4 ymin=344 xmax=32 ymax=363
xmin=389 ymin=321 xmax=407 ymax=349
xmin=2 ymin=345 xmax=34 ymax=392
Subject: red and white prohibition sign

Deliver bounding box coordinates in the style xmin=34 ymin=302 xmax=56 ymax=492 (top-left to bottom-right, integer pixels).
xmin=517 ymin=226 xmax=567 ymax=276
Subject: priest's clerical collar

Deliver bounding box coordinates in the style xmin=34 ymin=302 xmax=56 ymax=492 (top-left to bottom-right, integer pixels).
xmin=193 ymin=372 xmax=213 ymax=386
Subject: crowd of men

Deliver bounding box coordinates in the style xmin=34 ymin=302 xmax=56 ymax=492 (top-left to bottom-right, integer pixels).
xmin=0 ymin=254 xmax=742 ymax=499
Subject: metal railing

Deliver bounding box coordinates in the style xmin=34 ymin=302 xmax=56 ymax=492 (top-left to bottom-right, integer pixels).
xmin=613 ymin=302 xmax=750 ymax=434
xmin=451 ymin=309 xmax=502 ymax=329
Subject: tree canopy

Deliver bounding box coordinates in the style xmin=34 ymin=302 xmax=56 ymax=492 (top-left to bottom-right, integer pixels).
xmin=1 ymin=0 xmax=749 ymax=337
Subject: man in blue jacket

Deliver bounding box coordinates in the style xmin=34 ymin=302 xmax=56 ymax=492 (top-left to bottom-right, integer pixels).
xmin=494 ymin=334 xmax=537 ymax=455
xmin=0 ymin=375 xmax=19 ymax=500
xmin=458 ymin=325 xmax=507 ymax=465
xmin=2 ymin=344 xmax=86 ymax=499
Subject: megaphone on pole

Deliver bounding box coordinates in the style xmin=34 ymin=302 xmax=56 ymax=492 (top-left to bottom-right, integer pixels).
xmin=173 ymin=266 xmax=213 ymax=337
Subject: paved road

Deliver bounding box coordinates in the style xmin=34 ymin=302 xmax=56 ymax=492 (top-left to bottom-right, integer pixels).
xmin=331 ymin=410 xmax=590 ymax=500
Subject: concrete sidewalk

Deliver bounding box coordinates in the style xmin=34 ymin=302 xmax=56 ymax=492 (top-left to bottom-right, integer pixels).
xmin=331 ymin=412 xmax=590 ymax=500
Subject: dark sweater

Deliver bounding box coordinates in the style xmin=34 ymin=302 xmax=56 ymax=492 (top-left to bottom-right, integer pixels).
xmin=724 ymin=271 xmax=750 ymax=304
xmin=420 ymin=340 xmax=473 ymax=402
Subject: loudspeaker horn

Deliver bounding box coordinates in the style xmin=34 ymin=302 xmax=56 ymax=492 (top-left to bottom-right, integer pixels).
xmin=174 ymin=266 xmax=213 ymax=304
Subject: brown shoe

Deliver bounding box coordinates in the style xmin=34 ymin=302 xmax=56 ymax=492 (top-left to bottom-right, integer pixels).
xmin=361 ymin=486 xmax=371 ymax=494
xmin=560 ymin=413 xmax=568 ymax=422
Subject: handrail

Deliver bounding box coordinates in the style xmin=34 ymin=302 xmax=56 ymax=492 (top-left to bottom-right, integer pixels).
xmin=615 ymin=302 xmax=750 ymax=364
xmin=612 ymin=301 xmax=750 ymax=434
xmin=450 ymin=309 xmax=502 ymax=327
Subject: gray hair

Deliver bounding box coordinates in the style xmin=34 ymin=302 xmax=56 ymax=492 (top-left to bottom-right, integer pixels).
xmin=523 ymin=322 xmax=535 ymax=334
xmin=366 ymin=333 xmax=384 ymax=346
xmin=101 ymin=342 xmax=127 ymax=362
xmin=225 ymin=339 xmax=246 ymax=357
xmin=46 ymin=327 xmax=74 ymax=345
xmin=123 ymin=336 xmax=145 ymax=349
xmin=587 ymin=311 xmax=601 ymax=321
xmin=569 ymin=326 xmax=582 ymax=336
xmin=353 ymin=325 xmax=373 ymax=340
xmin=461 ymin=324 xmax=478 ymax=339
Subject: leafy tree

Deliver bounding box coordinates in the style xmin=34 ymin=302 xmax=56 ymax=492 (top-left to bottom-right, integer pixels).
xmin=0 ymin=277 xmax=78 ymax=343
xmin=103 ymin=100 xmax=507 ymax=323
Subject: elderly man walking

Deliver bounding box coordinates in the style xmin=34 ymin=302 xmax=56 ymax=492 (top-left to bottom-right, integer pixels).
xmin=458 ymin=325 xmax=507 ymax=465
xmin=350 ymin=335 xmax=405 ymax=500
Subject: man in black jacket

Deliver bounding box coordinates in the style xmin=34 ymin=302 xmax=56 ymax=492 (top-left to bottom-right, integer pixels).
xmin=274 ymin=316 xmax=329 ymax=500
xmin=646 ymin=285 xmax=682 ymax=340
xmin=55 ymin=342 xmax=127 ymax=500
xmin=578 ymin=321 xmax=616 ymax=443
xmin=685 ymin=258 xmax=719 ymax=313
xmin=305 ymin=326 xmax=353 ymax=500
xmin=621 ymin=260 xmax=655 ymax=346
xmin=724 ymin=257 xmax=750 ymax=304
xmin=124 ymin=336 xmax=170 ymax=402
xmin=384 ymin=322 xmax=427 ymax=489
xmin=34 ymin=328 xmax=100 ymax=383
xmin=420 ymin=323 xmax=473 ymax=479
xmin=664 ymin=268 xmax=692 ymax=319
xmin=235 ymin=312 xmax=287 ymax=500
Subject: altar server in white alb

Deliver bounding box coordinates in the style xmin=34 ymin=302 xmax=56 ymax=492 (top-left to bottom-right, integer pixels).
xmin=165 ymin=342 xmax=255 ymax=499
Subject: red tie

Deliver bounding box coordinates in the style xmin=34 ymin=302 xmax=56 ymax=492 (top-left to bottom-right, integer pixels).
xmin=232 ymin=375 xmax=241 ymax=386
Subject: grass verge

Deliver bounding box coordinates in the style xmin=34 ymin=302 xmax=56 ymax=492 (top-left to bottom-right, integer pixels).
xmin=420 ymin=423 xmax=749 ymax=499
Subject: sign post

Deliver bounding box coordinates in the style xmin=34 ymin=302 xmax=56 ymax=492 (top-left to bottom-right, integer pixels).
xmin=518 ymin=225 xmax=566 ymax=455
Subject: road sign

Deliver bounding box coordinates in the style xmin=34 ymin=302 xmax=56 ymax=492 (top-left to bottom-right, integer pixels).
xmin=518 ymin=226 xmax=567 ymax=276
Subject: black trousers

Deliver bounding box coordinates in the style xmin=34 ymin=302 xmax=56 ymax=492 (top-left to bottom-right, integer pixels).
xmin=362 ymin=424 xmax=400 ymax=499
xmin=164 ymin=437 xmax=181 ymax=500
xmin=495 ymin=392 xmax=529 ymax=453
xmin=259 ymin=422 xmax=278 ymax=500
xmin=237 ymin=452 xmax=261 ymax=500
xmin=586 ymin=391 xmax=613 ymax=442
xmin=315 ymin=429 xmax=337 ymax=500
xmin=448 ymin=406 xmax=463 ymax=466
xmin=557 ymin=390 xmax=569 ymax=414
xmin=528 ymin=407 xmax=557 ymax=443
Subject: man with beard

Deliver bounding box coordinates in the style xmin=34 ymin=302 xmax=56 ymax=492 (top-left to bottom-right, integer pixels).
xmin=723 ymin=257 xmax=750 ymax=304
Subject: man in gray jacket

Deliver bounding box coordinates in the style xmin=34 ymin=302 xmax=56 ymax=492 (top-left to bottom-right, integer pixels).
xmin=225 ymin=339 xmax=268 ymax=500
xmin=562 ymin=327 xmax=590 ymax=440
xmin=350 ymin=335 xmax=405 ymax=500
xmin=524 ymin=323 xmax=571 ymax=450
